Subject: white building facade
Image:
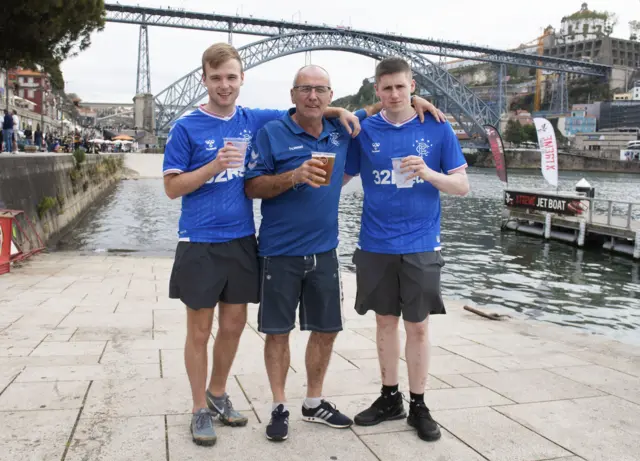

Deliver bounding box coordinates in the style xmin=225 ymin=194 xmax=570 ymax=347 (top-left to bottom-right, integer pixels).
xmin=559 ymin=3 xmax=610 ymax=45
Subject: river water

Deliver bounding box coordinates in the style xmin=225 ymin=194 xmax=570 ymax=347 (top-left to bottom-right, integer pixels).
xmin=57 ymin=168 xmax=640 ymax=345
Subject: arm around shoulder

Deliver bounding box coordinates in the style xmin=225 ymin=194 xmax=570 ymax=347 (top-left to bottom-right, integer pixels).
xmin=243 ymin=128 xmax=293 ymax=199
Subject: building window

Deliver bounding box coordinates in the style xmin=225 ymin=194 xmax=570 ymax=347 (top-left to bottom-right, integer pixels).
xmin=28 ymin=89 xmax=35 ymax=98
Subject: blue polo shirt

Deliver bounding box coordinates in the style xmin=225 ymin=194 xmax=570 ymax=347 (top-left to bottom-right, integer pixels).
xmin=163 ymin=105 xmax=285 ymax=243
xmin=346 ymin=112 xmax=467 ymax=254
xmin=245 ymin=109 xmax=367 ymax=256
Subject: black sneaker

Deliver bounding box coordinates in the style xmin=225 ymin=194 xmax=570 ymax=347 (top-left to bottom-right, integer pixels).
xmin=301 ymin=400 xmax=353 ymax=428
xmin=354 ymin=393 xmax=407 ymax=426
xmin=266 ymin=404 xmax=289 ymax=442
xmin=407 ymin=402 xmax=441 ymax=441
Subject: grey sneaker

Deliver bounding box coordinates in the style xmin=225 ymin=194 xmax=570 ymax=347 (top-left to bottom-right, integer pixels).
xmin=190 ymin=408 xmax=217 ymax=446
xmin=206 ymin=390 xmax=249 ymax=427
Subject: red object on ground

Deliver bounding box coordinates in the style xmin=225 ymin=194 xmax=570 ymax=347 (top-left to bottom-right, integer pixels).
xmin=0 ymin=210 xmax=45 ymax=275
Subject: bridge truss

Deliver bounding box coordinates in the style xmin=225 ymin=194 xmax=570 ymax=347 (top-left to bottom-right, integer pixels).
xmin=105 ymin=3 xmax=609 ymax=77
xmin=155 ymin=31 xmax=498 ymax=137
xmin=104 ymin=3 xmax=611 ymax=139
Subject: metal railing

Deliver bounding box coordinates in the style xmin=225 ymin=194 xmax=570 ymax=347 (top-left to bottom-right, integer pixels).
xmin=587 ymin=198 xmax=640 ymax=229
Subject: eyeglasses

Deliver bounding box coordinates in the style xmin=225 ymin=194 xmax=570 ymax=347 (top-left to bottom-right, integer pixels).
xmin=293 ymin=85 xmax=331 ymax=95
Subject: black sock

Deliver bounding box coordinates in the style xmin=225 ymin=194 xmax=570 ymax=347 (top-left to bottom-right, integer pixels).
xmin=381 ymin=384 xmax=399 ymax=398
xmin=409 ymin=392 xmax=424 ymax=407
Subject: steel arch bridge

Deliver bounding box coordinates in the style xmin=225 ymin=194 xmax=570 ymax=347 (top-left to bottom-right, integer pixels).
xmin=154 ymin=31 xmax=499 ymax=138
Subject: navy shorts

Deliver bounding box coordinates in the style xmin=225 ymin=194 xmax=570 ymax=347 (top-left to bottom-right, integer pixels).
xmin=258 ymin=249 xmax=343 ymax=334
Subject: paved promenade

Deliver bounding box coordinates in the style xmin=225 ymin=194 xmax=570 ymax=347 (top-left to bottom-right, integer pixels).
xmin=1 ymin=252 xmax=639 ymax=461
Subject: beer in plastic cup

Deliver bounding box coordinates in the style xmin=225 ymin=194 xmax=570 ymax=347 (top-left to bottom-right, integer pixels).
xmin=311 ymin=152 xmax=336 ymax=186
xmin=223 ymin=137 xmax=248 ymax=171
xmin=391 ymin=157 xmax=414 ymax=188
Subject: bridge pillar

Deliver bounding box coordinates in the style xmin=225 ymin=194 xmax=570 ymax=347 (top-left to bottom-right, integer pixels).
xmin=134 ymin=94 xmax=156 ymax=134
xmin=136 ymin=22 xmax=151 ymax=95
xmin=496 ymin=63 xmax=507 ymax=118
xmin=550 ymin=73 xmax=569 ymax=114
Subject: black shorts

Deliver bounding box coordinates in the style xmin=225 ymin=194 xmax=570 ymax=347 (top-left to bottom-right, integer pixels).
xmin=258 ymin=249 xmax=343 ymax=334
xmin=169 ymin=236 xmax=259 ymax=309
xmin=352 ymin=249 xmax=446 ymax=323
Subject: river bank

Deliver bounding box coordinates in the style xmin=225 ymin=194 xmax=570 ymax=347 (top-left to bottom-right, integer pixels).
xmin=467 ymin=149 xmax=640 ymax=173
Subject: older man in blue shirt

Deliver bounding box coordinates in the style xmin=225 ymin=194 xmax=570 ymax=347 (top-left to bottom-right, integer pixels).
xmin=245 ymin=65 xmax=444 ymax=443
xmin=245 ymin=66 xmax=364 ymax=442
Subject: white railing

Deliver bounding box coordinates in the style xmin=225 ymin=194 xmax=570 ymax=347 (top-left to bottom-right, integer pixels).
xmin=587 ymin=198 xmax=640 ymax=229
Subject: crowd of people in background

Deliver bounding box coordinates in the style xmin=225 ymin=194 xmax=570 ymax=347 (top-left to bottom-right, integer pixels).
xmin=0 ymin=114 xmax=135 ymax=154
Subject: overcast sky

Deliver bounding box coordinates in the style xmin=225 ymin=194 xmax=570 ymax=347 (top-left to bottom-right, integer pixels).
xmin=61 ymin=0 xmax=640 ymax=108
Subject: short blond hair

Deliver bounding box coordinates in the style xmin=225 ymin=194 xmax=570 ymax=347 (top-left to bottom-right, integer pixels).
xmin=201 ymin=43 xmax=243 ymax=77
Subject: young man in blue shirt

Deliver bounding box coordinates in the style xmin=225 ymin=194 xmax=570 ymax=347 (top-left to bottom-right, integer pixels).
xmin=163 ymin=43 xmax=363 ymax=447
xmin=344 ymin=57 xmax=470 ymax=442
xmin=244 ymin=65 xmax=445 ymax=442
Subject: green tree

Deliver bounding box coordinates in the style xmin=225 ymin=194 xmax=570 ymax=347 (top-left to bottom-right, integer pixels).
xmin=0 ymin=0 xmax=106 ymax=107
xmin=504 ymin=120 xmax=524 ymax=147
xmin=522 ymin=124 xmax=538 ymax=144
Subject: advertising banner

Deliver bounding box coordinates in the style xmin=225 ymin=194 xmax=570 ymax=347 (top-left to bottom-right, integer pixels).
xmin=533 ymin=118 xmax=558 ymax=188
xmin=484 ymin=125 xmax=508 ymax=184
xmin=504 ymin=190 xmax=588 ymax=216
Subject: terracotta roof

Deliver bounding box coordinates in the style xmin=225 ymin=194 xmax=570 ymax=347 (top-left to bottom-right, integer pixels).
xmin=16 ymin=70 xmax=45 ymax=77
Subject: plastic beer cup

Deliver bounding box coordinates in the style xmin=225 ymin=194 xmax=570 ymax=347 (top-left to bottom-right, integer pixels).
xmin=391 ymin=157 xmax=414 ymax=188
xmin=311 ymin=152 xmax=336 ymax=186
xmin=223 ymin=137 xmax=248 ymax=172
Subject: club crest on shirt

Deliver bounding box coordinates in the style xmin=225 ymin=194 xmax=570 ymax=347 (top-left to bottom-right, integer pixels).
xmin=372 ymin=142 xmax=381 ymax=153
xmin=330 ymin=132 xmax=340 ymax=147
xmin=239 ymin=129 xmax=253 ymax=150
xmin=413 ymin=138 xmax=433 ymax=158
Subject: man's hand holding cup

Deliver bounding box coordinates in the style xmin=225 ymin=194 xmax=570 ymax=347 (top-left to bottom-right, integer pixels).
xmin=401 ymin=155 xmax=436 ymax=183
xmin=292 ymin=158 xmax=327 ymax=188
xmin=212 ymin=144 xmax=245 ymax=172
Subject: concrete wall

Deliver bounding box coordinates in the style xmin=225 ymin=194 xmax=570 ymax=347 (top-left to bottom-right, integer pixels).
xmin=0 ymin=153 xmax=124 ymax=246
xmin=472 ymin=150 xmax=640 ymax=173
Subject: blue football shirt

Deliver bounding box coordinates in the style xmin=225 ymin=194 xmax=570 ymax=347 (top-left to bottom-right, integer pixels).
xmin=245 ymin=109 xmax=367 ymax=257
xmin=345 ymin=112 xmax=467 ymax=254
xmin=163 ymin=105 xmax=285 ymax=243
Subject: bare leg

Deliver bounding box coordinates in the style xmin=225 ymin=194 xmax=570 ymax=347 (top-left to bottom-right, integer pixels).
xmin=305 ymin=331 xmax=338 ymax=398
xmin=208 ymin=303 xmax=247 ymax=396
xmin=185 ymin=306 xmax=215 ymax=413
xmin=376 ymin=314 xmax=401 ymax=385
xmin=404 ymin=317 xmax=430 ymax=394
xmin=265 ymin=333 xmax=290 ymax=403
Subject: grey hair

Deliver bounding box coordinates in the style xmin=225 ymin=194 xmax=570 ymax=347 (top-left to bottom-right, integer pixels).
xmin=292 ymin=65 xmax=331 ymax=87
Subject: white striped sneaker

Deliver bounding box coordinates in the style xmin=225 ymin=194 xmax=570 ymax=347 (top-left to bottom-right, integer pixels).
xmin=301 ymin=400 xmax=353 ymax=428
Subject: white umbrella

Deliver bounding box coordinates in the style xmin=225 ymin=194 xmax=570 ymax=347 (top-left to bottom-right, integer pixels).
xmin=89 ymin=139 xmax=105 ymax=143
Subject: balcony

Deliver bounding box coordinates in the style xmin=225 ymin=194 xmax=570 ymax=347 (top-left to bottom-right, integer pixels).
xmin=17 ymin=81 xmax=39 ymax=88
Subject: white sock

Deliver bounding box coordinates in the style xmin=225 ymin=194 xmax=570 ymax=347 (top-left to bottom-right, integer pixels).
xmin=272 ymin=402 xmax=287 ymax=411
xmin=303 ymin=397 xmax=323 ymax=409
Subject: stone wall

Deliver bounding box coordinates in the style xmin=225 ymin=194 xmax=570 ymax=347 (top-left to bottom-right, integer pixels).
xmin=0 ymin=153 xmax=124 ymax=246
xmin=472 ymin=150 xmax=640 ymax=173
